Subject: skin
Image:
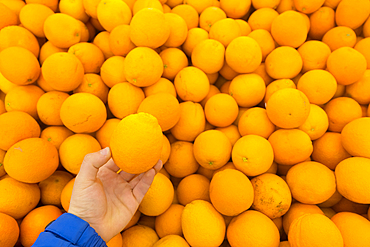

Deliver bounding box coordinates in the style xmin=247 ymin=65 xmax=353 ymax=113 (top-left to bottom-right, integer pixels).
xmin=68 ymin=147 xmax=163 ymax=242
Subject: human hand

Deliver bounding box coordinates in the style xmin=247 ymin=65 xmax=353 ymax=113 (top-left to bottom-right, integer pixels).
xmin=68 ymin=147 xmax=163 ymax=242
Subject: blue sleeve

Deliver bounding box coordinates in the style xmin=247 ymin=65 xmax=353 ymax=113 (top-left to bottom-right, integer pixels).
xmin=32 ymin=213 xmax=107 ymax=247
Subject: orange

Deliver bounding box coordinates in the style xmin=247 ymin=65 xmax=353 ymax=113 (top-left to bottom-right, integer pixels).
xmin=248 ymin=7 xmax=279 ymax=32
xmin=42 ymin=52 xmax=84 ymax=92
xmin=253 ymin=63 xmax=274 ymax=86
xmin=341 ymin=117 xmax=370 ymax=159
xmin=143 ymin=78 xmax=177 ymax=98
xmin=346 ymin=70 xmax=370 ymax=105
xmin=60 ymin=177 xmax=75 ymax=211
xmin=308 ymin=6 xmax=335 ymax=40
xmin=286 ymin=161 xmax=336 ymax=204
xmin=0 ymin=111 xmax=40 ymax=151
xmin=182 ymin=200 xmax=225 ymax=247
xmin=138 ymin=93 xmax=180 ymax=131
xmin=159 ymin=135 xmax=171 ymax=165
xmin=293 ymin=0 xmax=325 ymax=13
xmin=288 ymin=213 xmax=343 ymax=247
xmin=193 ymin=130 xmax=232 ymax=170
xmin=327 ymin=47 xmax=367 ymax=86
xmin=227 ymin=210 xmax=280 ymax=247
xmin=95 ymin=118 xmax=120 ymax=149
xmin=0 ymin=212 xmax=19 ymax=247
xmin=109 ymin=25 xmax=135 ymax=57
xmin=297 ymin=70 xmax=337 ymax=105
xmin=210 ymin=169 xmax=254 ymax=216
xmin=97 ymin=0 xmax=131 ymax=32
xmin=182 ymin=27 xmax=209 ymax=57
xmin=43 ymin=13 xmax=82 ymax=48
xmin=183 ymin=0 xmax=212 ymax=13
xmin=160 ymin=48 xmax=188 ymax=81
xmin=232 ymin=134 xmax=274 ymax=176
xmin=238 ymin=107 xmax=276 ymax=139
xmin=0 ymin=176 xmax=40 ymax=219
xmin=171 ymin=4 xmax=199 ymax=30
xmin=139 ymin=173 xmax=174 ymax=216
xmin=121 ymin=225 xmax=159 ymax=247
xmin=219 ymin=0 xmax=251 ymax=18
xmin=252 ymin=0 xmax=280 ymax=9
xmin=174 ymin=66 xmax=210 ymax=103
xmin=209 ymin=18 xmax=241 ymax=47
xmin=199 ymin=6 xmax=226 ymax=32
xmin=130 ymin=8 xmax=170 ymax=49
xmin=215 ymin=125 xmax=241 ymax=146
xmin=20 ymin=205 xmax=62 ymax=247
xmin=40 ymin=126 xmax=74 ymax=150
xmin=59 ymin=0 xmax=89 ymax=22
xmin=204 ymin=93 xmax=239 ymax=127
xmin=264 ymin=79 xmax=296 ymax=104
xmin=0 ymin=149 xmax=5 ymax=177
xmin=19 ymin=3 xmax=54 ymax=38
xmin=271 ymin=10 xmax=308 ymax=48
xmin=355 ymin=38 xmax=370 ymax=69
xmin=133 ymin=0 xmax=164 ymax=14
xmin=39 ymin=41 xmax=68 ymax=65
xmin=124 ymin=47 xmax=163 ymax=87
xmin=298 ymin=104 xmax=329 ymax=140
xmin=324 ymin=97 xmax=362 ymax=132
xmin=155 ymin=204 xmax=184 ymax=238
xmin=0 ymin=3 xmax=18 ymax=30
xmin=163 ymin=12 xmax=188 ymax=48
xmin=68 ymin=42 xmax=105 ymax=74
xmin=100 ymin=56 xmax=127 ymax=88
xmin=123 ymin=209 xmax=141 ymax=230
xmin=153 ymin=235 xmax=190 ymax=247
xmin=251 ymin=173 xmax=292 ymax=219
xmin=322 ymin=26 xmax=356 ymax=51
xmin=0 ymin=71 xmax=17 ymax=94
xmin=39 ymin=170 xmax=74 ymax=207
xmin=60 ymin=93 xmax=106 ymax=133
xmin=176 ymin=174 xmax=211 ymax=205
xmin=335 ymin=0 xmax=370 ymax=30
xmin=59 ymin=134 xmax=101 ymax=174
xmin=335 ymin=157 xmax=370 ymax=204
xmin=4 ymin=85 xmax=44 ymax=120
xmin=0 ymin=25 xmax=40 ymax=58
xmin=200 ymin=85 xmax=220 ymax=108
xmin=164 ymin=141 xmax=199 ymax=178
xmin=37 ymin=91 xmax=69 ymax=126
xmin=0 ymin=46 xmax=40 ymax=86
xmin=170 ymin=102 xmax=206 ymax=142
xmin=282 ymin=202 xmax=324 ymax=234
xmin=229 ymin=73 xmax=266 ymax=108
xmin=318 ymin=189 xmax=343 ymax=208
xmin=192 ymin=39 xmax=225 ymax=74
xmin=265 ymin=46 xmax=303 ymax=79
xmin=4 ymin=138 xmax=58 ymax=183
xmin=225 ymin=36 xmax=262 ymax=74
xmin=93 ymin=31 xmax=114 ymax=60
xmin=268 ymin=129 xmax=313 ymax=166
xmin=110 ymin=113 xmax=163 ymax=174
xmin=73 ymin=74 xmax=109 ymax=104
xmin=331 ymin=212 xmax=370 ymax=247
xmin=298 ymin=40 xmax=331 ymax=73
xmin=248 ymin=29 xmax=276 ymax=61
xmin=266 ymin=88 xmax=310 ymax=129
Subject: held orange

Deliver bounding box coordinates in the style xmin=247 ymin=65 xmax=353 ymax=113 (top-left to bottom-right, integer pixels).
xmin=110 ymin=113 xmax=163 ymax=174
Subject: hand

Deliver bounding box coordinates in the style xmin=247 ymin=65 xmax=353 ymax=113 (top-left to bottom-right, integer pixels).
xmin=68 ymin=147 xmax=162 ymax=242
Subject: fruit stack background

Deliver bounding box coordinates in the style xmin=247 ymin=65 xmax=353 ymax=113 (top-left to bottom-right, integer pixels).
xmin=1 ymin=0 xmax=370 ymax=246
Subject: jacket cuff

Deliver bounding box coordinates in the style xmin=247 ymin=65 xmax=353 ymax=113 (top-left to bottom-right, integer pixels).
xmin=45 ymin=213 xmax=106 ymax=247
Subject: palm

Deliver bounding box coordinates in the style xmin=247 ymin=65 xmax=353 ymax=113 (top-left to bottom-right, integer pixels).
xmin=68 ymin=150 xmax=162 ymax=243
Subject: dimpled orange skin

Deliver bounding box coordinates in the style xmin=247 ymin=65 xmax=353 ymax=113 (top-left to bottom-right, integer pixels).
xmin=110 ymin=113 xmax=163 ymax=174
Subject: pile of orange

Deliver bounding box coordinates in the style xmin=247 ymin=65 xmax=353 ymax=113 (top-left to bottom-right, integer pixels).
xmin=1 ymin=0 xmax=370 ymax=246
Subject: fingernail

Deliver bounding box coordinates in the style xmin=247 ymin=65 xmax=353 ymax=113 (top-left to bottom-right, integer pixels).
xmin=100 ymin=147 xmax=110 ymax=156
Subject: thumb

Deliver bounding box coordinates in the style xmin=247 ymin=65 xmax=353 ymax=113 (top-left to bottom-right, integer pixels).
xmin=77 ymin=147 xmax=111 ymax=183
